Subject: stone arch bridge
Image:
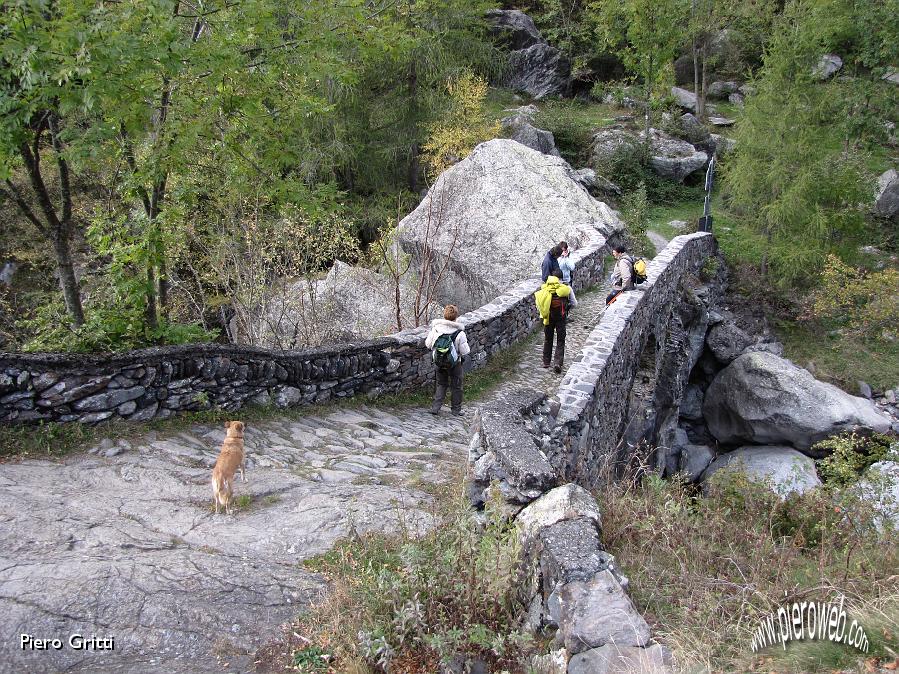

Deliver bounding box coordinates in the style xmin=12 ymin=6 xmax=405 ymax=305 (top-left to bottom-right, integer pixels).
xmin=0 ymin=232 xmax=717 ymax=673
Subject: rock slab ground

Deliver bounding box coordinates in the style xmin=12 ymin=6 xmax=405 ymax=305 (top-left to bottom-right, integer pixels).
xmin=0 ymin=289 xmax=613 ymax=673
xmin=0 ymin=408 xmax=468 ymax=673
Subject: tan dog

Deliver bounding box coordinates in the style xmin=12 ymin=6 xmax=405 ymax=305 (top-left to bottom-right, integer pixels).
xmin=211 ymin=421 xmax=246 ymax=515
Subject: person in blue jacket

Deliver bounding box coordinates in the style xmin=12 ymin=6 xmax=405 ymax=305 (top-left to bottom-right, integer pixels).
xmin=541 ymin=245 xmax=563 ymax=282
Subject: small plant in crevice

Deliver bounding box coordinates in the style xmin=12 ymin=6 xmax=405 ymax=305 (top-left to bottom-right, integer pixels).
xmin=288 ymin=485 xmax=536 ymax=673
xmin=815 ymin=431 xmax=894 ymax=488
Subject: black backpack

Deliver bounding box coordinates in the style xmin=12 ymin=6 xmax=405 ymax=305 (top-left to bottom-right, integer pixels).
xmin=432 ymin=330 xmax=461 ymax=369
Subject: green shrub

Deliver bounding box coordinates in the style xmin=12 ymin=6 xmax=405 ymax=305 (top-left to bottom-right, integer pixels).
xmin=596 ymin=143 xmax=702 ymax=205
xmin=620 ymin=183 xmax=653 ymax=256
xmin=293 ymin=486 xmax=535 ymax=672
xmin=815 ymin=432 xmax=894 ymax=488
xmin=535 ymin=99 xmax=609 ymax=165
xmin=17 ymin=296 xmax=216 ymax=353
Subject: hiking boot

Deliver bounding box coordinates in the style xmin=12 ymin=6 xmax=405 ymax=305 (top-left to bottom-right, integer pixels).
xmin=451 ymin=409 xmax=464 ymax=417
xmin=429 ymin=408 xmax=439 ymax=416
xmin=542 ymin=362 xmax=550 ymax=368
xmin=554 ymin=364 xmax=562 ymax=374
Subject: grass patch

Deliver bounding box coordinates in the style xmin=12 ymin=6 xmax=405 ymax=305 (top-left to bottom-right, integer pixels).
xmin=290 ymin=485 xmax=537 ymax=673
xmin=648 ymin=201 xmax=702 ymax=240
xmin=777 ymin=322 xmax=899 ymax=392
xmin=601 ymin=469 xmax=899 ymax=673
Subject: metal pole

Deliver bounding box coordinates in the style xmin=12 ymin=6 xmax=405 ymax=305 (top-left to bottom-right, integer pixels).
xmin=698 ymin=156 xmax=715 ymax=232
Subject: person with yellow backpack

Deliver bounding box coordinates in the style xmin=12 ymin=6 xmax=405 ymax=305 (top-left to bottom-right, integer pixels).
xmin=535 ymin=275 xmax=571 ymax=373
xmin=606 ymin=244 xmax=647 ymax=305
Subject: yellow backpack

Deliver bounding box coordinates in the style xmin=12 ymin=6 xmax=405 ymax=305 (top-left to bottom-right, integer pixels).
xmin=630 ymin=256 xmax=648 ymax=284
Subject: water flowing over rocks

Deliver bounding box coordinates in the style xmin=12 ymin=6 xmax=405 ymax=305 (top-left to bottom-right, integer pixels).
xmin=703 ymin=352 xmax=892 ymax=452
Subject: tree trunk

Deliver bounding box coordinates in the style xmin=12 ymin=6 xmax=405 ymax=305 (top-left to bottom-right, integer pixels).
xmin=407 ymin=57 xmax=420 ymax=193
xmin=145 ymin=265 xmax=158 ymax=331
xmin=700 ymin=41 xmax=708 ymax=121
xmin=12 ymin=120 xmax=86 ymax=327
xmin=52 ymin=231 xmax=85 ymax=327
xmin=693 ymin=40 xmax=702 ymax=119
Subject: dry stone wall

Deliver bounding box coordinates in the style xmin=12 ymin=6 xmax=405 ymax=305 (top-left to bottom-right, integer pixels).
xmin=467 ymin=232 xmax=716 ymax=673
xmin=469 ymin=232 xmax=718 ymax=503
xmin=0 ymin=235 xmax=613 ymax=425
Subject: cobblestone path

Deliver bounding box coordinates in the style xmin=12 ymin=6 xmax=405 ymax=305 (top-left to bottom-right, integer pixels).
xmin=0 ymin=286 xmax=612 ymax=674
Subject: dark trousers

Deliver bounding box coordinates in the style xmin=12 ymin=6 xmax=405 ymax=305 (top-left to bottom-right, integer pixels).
xmin=432 ymin=361 xmax=464 ymax=412
xmin=543 ymin=318 xmax=566 ymax=367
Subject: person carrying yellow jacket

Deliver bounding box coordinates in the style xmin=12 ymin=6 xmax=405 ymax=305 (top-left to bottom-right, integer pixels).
xmin=534 ymin=276 xmax=571 ymax=372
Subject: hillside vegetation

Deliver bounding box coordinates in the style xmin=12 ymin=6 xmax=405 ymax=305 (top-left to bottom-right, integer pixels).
xmin=2 ymin=1 xmax=896 ymax=390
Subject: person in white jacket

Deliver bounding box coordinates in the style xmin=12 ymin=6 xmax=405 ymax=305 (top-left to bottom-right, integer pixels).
xmin=424 ymin=305 xmax=471 ymax=416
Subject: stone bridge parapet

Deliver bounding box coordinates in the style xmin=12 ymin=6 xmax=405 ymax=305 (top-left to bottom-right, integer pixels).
xmin=468 ymin=232 xmax=718 ymax=672
xmin=0 ymin=231 xmax=616 ymax=425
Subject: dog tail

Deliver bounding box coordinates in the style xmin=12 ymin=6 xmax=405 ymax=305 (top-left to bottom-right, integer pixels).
xmin=212 ymin=472 xmax=232 ymax=506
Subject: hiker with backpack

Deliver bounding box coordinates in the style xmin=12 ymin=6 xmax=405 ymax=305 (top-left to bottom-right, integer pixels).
xmin=606 ymin=244 xmax=647 ymax=305
xmin=425 ymin=304 xmax=471 ymax=416
xmin=535 ymin=275 xmax=571 ymax=373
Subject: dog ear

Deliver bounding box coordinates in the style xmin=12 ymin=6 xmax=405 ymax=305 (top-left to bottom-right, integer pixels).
xmin=235 ymin=421 xmax=245 ymax=432
xmin=224 ymin=421 xmax=232 ymax=429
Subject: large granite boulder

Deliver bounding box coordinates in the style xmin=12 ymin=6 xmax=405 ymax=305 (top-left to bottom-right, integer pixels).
xmin=701 ymin=445 xmax=822 ymax=496
xmin=671 ymin=87 xmax=697 ymax=112
xmin=675 ymin=113 xmax=711 ymax=144
xmin=502 ymin=107 xmax=561 ymax=157
xmin=507 ymin=43 xmax=571 ymax=99
xmin=568 ymin=644 xmax=674 ymax=674
xmin=707 ymin=80 xmax=740 ymax=99
xmin=856 ymin=459 xmax=899 ymax=531
xmin=703 ymin=352 xmax=892 ymax=451
xmin=679 ymin=443 xmax=716 ymax=482
xmin=397 ymin=139 xmax=621 ymax=309
xmin=874 ymin=169 xmax=899 ymax=220
xmin=591 ymin=128 xmax=640 ymax=166
xmin=485 ymin=8 xmax=542 ymax=50
xmin=593 ymin=127 xmax=708 ymax=182
xmin=705 ymin=320 xmax=752 ymax=364
xmin=572 ymin=168 xmax=622 ymax=201
xmin=646 ymin=129 xmax=709 ymax=182
xmin=487 ymin=9 xmax=570 ymax=99
xmin=244 ymin=260 xmax=435 ymax=347
xmin=549 ymin=569 xmax=651 ymax=654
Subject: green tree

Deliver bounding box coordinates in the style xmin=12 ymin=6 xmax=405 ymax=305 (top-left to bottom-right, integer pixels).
xmin=335 ymin=0 xmax=500 ymax=195
xmin=590 ymin=0 xmax=689 ymax=136
xmin=0 ymin=0 xmax=97 ymax=326
xmin=723 ymin=0 xmax=898 ymax=286
xmin=2 ymin=0 xmax=365 ymax=341
xmin=687 ymin=0 xmax=779 ymax=120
